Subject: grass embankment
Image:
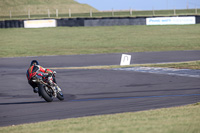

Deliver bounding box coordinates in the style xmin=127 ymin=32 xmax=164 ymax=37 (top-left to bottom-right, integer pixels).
xmin=0 ymin=0 xmax=97 ymax=17
xmin=1 ymin=24 xmax=200 ymax=58
xmin=0 ymin=0 xmax=199 ymax=19
xmin=0 ymin=103 xmax=199 ymax=133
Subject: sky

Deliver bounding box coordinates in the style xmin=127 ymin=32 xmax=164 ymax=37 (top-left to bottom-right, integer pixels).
xmin=77 ymin=0 xmax=200 ymax=11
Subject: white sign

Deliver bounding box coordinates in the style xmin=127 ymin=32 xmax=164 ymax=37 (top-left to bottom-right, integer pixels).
xmin=120 ymin=54 xmax=131 ymax=66
xmin=146 ymin=17 xmax=196 ymax=25
xmin=24 ymin=19 xmax=56 ymax=28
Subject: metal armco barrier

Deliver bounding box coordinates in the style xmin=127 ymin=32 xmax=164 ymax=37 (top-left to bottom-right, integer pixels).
xmin=0 ymin=15 xmax=199 ymax=28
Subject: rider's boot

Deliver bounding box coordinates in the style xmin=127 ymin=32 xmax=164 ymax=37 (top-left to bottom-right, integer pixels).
xmin=33 ymin=87 xmax=38 ymax=93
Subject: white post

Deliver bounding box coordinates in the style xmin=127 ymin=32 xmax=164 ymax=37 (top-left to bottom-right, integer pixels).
xmin=152 ymin=7 xmax=155 ymax=16
xmin=56 ymin=9 xmax=58 ymax=18
xmin=130 ymin=8 xmax=132 ymax=16
xmin=112 ymin=8 xmax=114 ymax=17
xmin=48 ymin=9 xmax=50 ymax=18
xmin=28 ymin=9 xmax=30 ymax=19
xmin=195 ymin=6 xmax=197 ymax=14
xmin=174 ymin=7 xmax=176 ymax=15
xmin=90 ymin=9 xmax=92 ymax=17
xmin=69 ymin=9 xmax=71 ymax=17
xmin=10 ymin=10 xmax=12 ymax=19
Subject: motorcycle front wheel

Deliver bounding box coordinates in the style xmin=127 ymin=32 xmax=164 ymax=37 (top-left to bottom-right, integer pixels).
xmin=38 ymin=84 xmax=53 ymax=102
xmin=57 ymin=91 xmax=64 ymax=101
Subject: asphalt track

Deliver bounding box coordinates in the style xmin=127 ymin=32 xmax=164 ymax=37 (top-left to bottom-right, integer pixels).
xmin=0 ymin=51 xmax=200 ymax=127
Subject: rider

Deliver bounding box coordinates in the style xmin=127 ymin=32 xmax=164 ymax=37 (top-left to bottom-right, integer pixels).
xmin=26 ymin=60 xmax=56 ymax=93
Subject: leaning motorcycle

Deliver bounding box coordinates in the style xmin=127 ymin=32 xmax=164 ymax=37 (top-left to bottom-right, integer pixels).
xmin=32 ymin=72 xmax=64 ymax=102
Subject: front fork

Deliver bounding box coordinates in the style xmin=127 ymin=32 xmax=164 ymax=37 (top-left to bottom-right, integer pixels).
xmin=34 ymin=76 xmax=61 ymax=98
xmin=41 ymin=79 xmax=59 ymax=97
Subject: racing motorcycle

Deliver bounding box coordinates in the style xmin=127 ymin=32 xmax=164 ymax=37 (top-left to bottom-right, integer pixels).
xmin=32 ymin=72 xmax=64 ymax=102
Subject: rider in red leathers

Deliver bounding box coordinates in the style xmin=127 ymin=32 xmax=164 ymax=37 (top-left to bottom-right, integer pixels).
xmin=26 ymin=60 xmax=56 ymax=93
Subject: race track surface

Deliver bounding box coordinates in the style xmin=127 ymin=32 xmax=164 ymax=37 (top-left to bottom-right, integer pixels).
xmin=0 ymin=51 xmax=200 ymax=127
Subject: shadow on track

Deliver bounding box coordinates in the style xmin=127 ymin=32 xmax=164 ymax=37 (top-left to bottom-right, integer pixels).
xmin=0 ymin=101 xmax=46 ymax=105
xmin=76 ymin=87 xmax=200 ymax=96
xmin=71 ymin=94 xmax=200 ymax=102
xmin=0 ymin=94 xmax=76 ymax=105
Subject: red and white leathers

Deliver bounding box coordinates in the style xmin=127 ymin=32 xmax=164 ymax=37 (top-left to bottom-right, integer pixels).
xmin=26 ymin=64 xmax=55 ymax=89
xmin=26 ymin=64 xmax=53 ymax=81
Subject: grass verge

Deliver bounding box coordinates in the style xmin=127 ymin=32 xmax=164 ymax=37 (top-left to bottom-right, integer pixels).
xmin=49 ymin=60 xmax=200 ymax=70
xmin=135 ymin=60 xmax=200 ymax=70
xmin=1 ymin=24 xmax=200 ymax=58
xmin=0 ymin=103 xmax=199 ymax=133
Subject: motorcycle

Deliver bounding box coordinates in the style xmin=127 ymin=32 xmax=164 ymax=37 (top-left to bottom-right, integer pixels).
xmin=32 ymin=72 xmax=64 ymax=102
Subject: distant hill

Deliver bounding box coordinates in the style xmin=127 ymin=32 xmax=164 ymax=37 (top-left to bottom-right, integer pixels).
xmin=0 ymin=0 xmax=98 ymax=16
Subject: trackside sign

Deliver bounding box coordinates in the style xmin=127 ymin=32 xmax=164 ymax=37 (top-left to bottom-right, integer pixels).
xmin=24 ymin=19 xmax=56 ymax=28
xmin=146 ymin=17 xmax=196 ymax=25
xmin=120 ymin=54 xmax=131 ymax=66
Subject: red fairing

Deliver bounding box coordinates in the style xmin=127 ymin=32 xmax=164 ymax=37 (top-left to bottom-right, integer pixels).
xmin=39 ymin=67 xmax=46 ymax=73
xmin=46 ymin=69 xmax=53 ymax=73
xmin=37 ymin=73 xmax=43 ymax=77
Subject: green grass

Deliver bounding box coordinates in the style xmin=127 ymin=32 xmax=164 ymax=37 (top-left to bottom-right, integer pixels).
xmin=50 ymin=61 xmax=200 ymax=70
xmin=0 ymin=0 xmax=199 ymax=20
xmin=0 ymin=19 xmax=200 ymax=132
xmin=136 ymin=60 xmax=200 ymax=70
xmin=1 ymin=24 xmax=200 ymax=58
xmin=0 ymin=103 xmax=199 ymax=133
xmin=0 ymin=0 xmax=98 ymax=18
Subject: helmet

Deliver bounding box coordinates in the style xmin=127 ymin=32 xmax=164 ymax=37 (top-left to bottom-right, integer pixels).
xmin=30 ymin=60 xmax=39 ymax=66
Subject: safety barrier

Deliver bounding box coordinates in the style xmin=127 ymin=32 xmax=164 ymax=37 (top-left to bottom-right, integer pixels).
xmin=56 ymin=18 xmax=84 ymax=27
xmin=0 ymin=15 xmax=199 ymax=28
xmin=83 ymin=17 xmax=146 ymax=27
xmin=56 ymin=17 xmax=146 ymax=27
xmin=196 ymin=16 xmax=200 ymax=23
xmin=0 ymin=20 xmax=24 ymax=28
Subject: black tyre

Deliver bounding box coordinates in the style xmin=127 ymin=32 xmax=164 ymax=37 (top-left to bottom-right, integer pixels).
xmin=57 ymin=91 xmax=64 ymax=101
xmin=38 ymin=84 xmax=53 ymax=102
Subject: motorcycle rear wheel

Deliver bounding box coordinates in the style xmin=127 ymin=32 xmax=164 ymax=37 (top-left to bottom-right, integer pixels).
xmin=38 ymin=84 xmax=53 ymax=102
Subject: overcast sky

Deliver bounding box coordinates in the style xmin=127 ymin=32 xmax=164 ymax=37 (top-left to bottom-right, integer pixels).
xmin=77 ymin=0 xmax=200 ymax=11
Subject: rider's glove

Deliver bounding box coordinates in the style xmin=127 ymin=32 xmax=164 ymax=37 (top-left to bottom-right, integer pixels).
xmin=53 ymin=71 xmax=56 ymax=74
xmin=52 ymin=71 xmax=56 ymax=77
